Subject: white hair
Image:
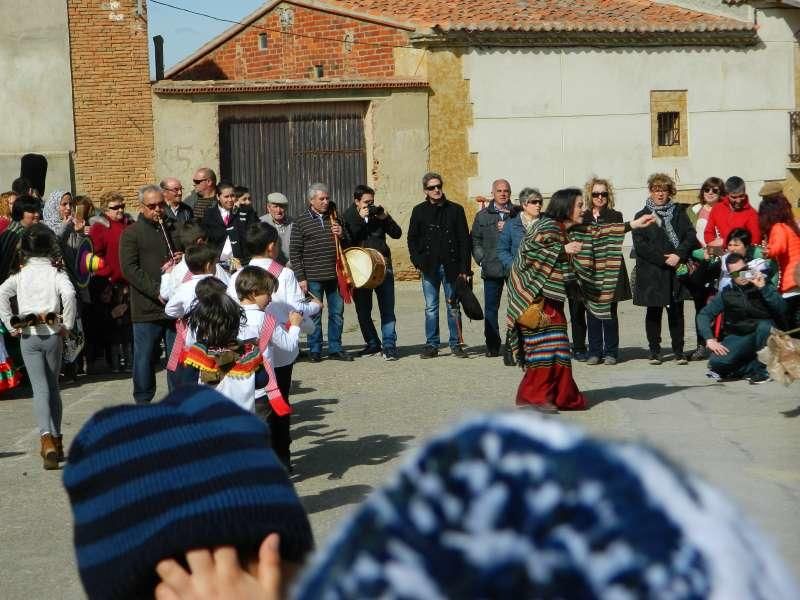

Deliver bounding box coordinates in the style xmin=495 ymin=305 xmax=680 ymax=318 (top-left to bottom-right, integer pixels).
xmin=138 ymin=184 xmax=162 ymax=204
xmin=306 ymin=182 xmax=329 ymax=202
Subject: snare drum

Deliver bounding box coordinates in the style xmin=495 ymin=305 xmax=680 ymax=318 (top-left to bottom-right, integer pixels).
xmin=344 ymin=247 xmax=386 ymax=289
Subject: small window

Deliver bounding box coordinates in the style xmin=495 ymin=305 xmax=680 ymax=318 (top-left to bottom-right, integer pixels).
xmin=657 ymin=112 xmax=680 ymax=146
xmin=258 ymin=33 xmax=268 ymax=50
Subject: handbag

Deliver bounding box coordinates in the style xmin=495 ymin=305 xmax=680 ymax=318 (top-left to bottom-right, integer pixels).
xmin=516 ymin=297 xmax=550 ymax=329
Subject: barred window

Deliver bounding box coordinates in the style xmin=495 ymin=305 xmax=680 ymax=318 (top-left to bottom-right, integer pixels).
xmin=657 ymin=112 xmax=680 ymax=146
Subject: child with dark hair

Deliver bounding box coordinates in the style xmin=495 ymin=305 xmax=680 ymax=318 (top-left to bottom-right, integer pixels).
xmin=236 ymin=265 xmax=302 ymax=468
xmin=159 ymin=222 xmax=230 ymax=301
xmin=165 ymin=244 xmax=221 ymax=388
xmin=0 ymin=223 xmax=76 ymax=469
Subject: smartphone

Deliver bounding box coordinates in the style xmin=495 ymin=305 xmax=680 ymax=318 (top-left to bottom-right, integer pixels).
xmin=75 ymin=204 xmax=84 ymax=220
xmin=707 ymin=245 xmax=724 ymax=257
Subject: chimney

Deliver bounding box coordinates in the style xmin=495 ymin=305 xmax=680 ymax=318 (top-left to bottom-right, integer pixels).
xmin=153 ymin=35 xmax=164 ymax=81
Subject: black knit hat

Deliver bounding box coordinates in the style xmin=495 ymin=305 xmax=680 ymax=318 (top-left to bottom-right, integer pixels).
xmin=63 ymin=385 xmax=313 ymax=599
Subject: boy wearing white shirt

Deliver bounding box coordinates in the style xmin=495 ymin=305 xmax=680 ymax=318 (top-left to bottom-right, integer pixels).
xmin=160 ymin=223 xmax=229 ymax=301
xmin=236 ymin=266 xmax=303 ymax=469
xmin=164 ymin=244 xmax=219 ymax=387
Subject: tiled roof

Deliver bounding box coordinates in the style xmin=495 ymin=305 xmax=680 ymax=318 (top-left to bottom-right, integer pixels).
xmin=153 ymin=78 xmax=429 ymax=94
xmin=325 ymin=0 xmax=754 ymax=33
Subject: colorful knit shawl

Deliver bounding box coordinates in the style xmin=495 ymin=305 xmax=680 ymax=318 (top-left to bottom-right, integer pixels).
xmin=505 ymin=217 xmax=626 ymax=349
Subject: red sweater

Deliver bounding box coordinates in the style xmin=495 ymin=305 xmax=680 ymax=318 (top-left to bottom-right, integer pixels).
xmin=703 ymin=196 xmax=761 ymax=245
xmin=89 ymin=217 xmax=130 ymax=283
xmin=767 ymin=222 xmax=800 ymax=293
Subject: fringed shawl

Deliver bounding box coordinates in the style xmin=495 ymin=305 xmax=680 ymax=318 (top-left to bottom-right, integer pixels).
xmin=505 ymin=216 xmax=627 ymax=354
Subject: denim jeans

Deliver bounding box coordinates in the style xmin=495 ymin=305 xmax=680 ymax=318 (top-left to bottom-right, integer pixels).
xmin=307 ymin=280 xmax=344 ymax=354
xmin=354 ymin=270 xmax=397 ymax=350
xmin=421 ymin=265 xmax=463 ymax=348
xmin=709 ymin=320 xmax=771 ymax=379
xmin=587 ymin=302 xmax=619 ymax=359
xmin=482 ymin=277 xmax=504 ymax=352
xmin=132 ymin=320 xmax=176 ymax=404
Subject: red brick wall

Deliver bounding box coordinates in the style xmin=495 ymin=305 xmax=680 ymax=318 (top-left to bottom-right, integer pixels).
xmin=67 ymin=0 xmax=154 ymax=202
xmin=175 ymin=5 xmax=408 ymax=80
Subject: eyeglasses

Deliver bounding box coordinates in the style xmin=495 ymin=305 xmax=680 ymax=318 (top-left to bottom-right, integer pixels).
xmin=192 ymin=178 xmax=209 ymax=185
xmin=144 ymin=202 xmax=166 ymax=210
xmin=650 ymin=186 xmax=669 ymax=193
xmin=107 ymin=204 xmax=125 ymax=211
xmin=525 ymin=199 xmax=543 ymax=205
xmin=163 ymin=187 xmax=182 ymax=193
xmin=591 ymin=192 xmax=609 ymax=199
xmin=702 ymin=187 xmax=720 ymax=194
xmin=425 ymin=184 xmax=443 ymax=191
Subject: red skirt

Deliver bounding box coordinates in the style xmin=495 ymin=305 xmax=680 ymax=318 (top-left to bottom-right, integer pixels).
xmin=516 ymin=300 xmax=586 ymax=411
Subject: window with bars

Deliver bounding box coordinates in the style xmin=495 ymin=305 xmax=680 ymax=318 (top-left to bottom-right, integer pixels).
xmin=657 ymin=112 xmax=680 ymax=146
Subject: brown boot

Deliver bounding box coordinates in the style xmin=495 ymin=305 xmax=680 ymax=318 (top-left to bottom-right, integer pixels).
xmin=40 ymin=433 xmax=58 ymax=470
xmin=53 ymin=435 xmax=65 ymax=462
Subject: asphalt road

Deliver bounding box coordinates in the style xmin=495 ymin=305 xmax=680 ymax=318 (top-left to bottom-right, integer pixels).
xmin=1 ymin=281 xmax=798 ymax=597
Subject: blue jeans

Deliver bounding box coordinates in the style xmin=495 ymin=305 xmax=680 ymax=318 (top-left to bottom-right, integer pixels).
xmin=354 ymin=270 xmax=397 ymax=350
xmin=709 ymin=320 xmax=771 ymax=379
xmin=587 ymin=303 xmax=620 ymax=359
xmin=307 ymin=280 xmax=344 ymax=354
xmin=483 ymin=277 xmax=504 ymax=351
xmin=132 ymin=320 xmax=176 ymax=404
xmin=421 ymin=265 xmax=463 ymax=348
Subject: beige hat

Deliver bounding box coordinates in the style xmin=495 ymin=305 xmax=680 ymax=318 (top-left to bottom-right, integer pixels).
xmin=758 ymin=181 xmax=784 ymax=197
xmin=267 ymin=192 xmax=288 ymax=205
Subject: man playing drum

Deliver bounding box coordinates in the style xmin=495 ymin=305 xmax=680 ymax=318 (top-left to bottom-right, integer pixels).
xmin=342 ymin=185 xmax=402 ymax=361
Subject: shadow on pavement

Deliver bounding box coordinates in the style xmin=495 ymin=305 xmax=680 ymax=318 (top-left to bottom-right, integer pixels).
xmin=584 ymin=382 xmax=709 ymax=408
xmin=300 ymin=484 xmax=374 ymax=515
xmin=0 ymin=451 xmax=25 ymax=459
xmin=782 ymin=405 xmax=800 ymax=418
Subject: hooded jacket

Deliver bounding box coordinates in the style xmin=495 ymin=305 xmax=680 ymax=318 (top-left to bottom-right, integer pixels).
xmin=704 ymin=196 xmax=760 ymax=246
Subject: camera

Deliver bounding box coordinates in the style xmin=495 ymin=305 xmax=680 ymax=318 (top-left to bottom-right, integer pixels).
xmin=367 ymin=204 xmax=385 ymax=217
xmin=741 ymin=270 xmax=756 ymax=280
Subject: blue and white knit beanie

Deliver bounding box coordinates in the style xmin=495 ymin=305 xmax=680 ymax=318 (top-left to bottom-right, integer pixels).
xmin=294 ymin=413 xmax=796 ymax=599
xmin=63 ymin=385 xmax=313 ymax=599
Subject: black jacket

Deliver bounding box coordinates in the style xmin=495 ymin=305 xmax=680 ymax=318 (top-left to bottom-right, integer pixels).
xmin=631 ymin=205 xmax=698 ymax=307
xmin=407 ymin=196 xmax=471 ymax=282
xmin=471 ymin=202 xmax=519 ymax=279
xmin=165 ymin=201 xmax=194 ymax=224
xmin=119 ymin=216 xmax=178 ymax=322
xmin=342 ymin=205 xmax=402 ymax=269
xmin=584 ymin=207 xmax=631 ymax=302
xmin=201 ymin=204 xmax=258 ymax=262
xmin=697 ymin=282 xmax=786 ymax=338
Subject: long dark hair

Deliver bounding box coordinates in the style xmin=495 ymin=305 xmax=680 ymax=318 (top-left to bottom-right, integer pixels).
xmin=543 ymin=188 xmax=582 ymax=222
xmin=759 ymin=193 xmax=800 ymax=239
xmin=18 ymin=223 xmax=61 ymax=269
xmin=185 ymin=277 xmax=244 ymax=349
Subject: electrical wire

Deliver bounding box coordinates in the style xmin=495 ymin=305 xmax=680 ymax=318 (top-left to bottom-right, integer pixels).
xmin=149 ymin=0 xmax=418 ymax=51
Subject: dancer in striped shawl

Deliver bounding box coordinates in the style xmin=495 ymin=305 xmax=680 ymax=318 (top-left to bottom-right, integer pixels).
xmin=506 ymin=188 xmax=655 ymax=411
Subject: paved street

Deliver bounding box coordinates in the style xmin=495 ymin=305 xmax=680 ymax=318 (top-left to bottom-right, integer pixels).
xmin=1 ymin=281 xmax=799 ymax=598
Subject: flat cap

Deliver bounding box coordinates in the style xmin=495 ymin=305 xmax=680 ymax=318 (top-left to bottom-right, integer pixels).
xmin=759 ymin=181 xmax=784 ymax=197
xmin=267 ymin=192 xmax=288 ymax=205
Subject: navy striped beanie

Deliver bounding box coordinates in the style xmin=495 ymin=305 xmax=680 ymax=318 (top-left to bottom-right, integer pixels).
xmin=63 ymin=385 xmax=313 ymax=600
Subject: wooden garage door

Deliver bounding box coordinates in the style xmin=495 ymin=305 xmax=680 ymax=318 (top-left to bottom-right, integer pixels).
xmin=219 ymin=102 xmax=367 ymax=218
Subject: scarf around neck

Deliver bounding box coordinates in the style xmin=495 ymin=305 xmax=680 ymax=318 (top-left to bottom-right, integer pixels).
xmin=645 ymin=197 xmax=680 ymax=248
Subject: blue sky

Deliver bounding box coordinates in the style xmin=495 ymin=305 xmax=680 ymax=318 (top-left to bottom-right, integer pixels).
xmin=148 ymin=0 xmax=265 ymax=77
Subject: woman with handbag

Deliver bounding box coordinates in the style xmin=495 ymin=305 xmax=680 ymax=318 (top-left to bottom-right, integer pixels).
xmin=506 ymin=188 xmax=654 ymax=411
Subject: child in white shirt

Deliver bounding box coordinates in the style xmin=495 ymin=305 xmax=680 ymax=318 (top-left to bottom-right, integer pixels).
xmin=0 ymin=224 xmax=77 ymax=469
xmin=160 ymin=222 xmax=230 ymax=301
xmin=236 ymin=265 xmax=302 ymax=469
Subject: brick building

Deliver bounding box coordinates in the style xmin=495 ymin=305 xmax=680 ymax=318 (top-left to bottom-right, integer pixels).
xmin=0 ymin=0 xmax=153 ymax=202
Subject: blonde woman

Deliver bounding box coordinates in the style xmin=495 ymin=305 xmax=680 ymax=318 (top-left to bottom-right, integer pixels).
xmin=581 ymin=177 xmax=630 ymax=365
xmin=0 ymin=191 xmax=16 ymax=235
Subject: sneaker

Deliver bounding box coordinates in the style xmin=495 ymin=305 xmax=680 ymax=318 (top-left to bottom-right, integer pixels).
xmin=586 ymin=356 xmax=601 ymax=365
xmin=748 ymin=373 xmax=772 ymax=385
xmin=420 ymin=345 xmax=438 ymax=359
xmin=689 ymin=346 xmax=709 ymax=361
xmin=451 ymin=345 xmax=469 ymax=358
xmin=382 ymin=348 xmax=399 ymax=361
xmin=573 ymin=351 xmax=589 ymax=362
xmin=649 ymin=353 xmax=662 ymax=365
xmin=604 ymin=356 xmax=618 ymax=366
xmin=676 ymin=355 xmax=689 ymax=365
xmin=358 ymin=345 xmax=382 ymax=357
xmin=706 ymin=370 xmax=722 ymax=382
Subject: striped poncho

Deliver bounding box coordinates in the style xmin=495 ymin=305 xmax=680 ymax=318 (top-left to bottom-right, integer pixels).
xmin=506 ymin=216 xmax=627 ymax=336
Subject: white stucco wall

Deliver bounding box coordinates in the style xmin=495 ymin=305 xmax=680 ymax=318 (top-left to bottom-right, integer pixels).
xmin=0 ymin=0 xmax=74 ymax=192
xmin=463 ymin=8 xmax=799 ymax=218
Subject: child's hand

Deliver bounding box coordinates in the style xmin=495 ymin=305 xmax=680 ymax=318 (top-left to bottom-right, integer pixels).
xmin=288 ymin=312 xmax=303 ymax=327
xmin=111 ymin=304 xmax=128 ymax=319
xmin=154 ymin=533 xmax=282 ymax=600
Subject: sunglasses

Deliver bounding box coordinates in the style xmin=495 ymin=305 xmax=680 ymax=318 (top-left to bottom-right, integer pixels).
xmin=107 ymin=204 xmax=125 ymax=211
xmin=703 ymin=187 xmax=720 ymax=194
xmin=591 ymin=192 xmax=609 ymax=199
xmin=144 ymin=202 xmax=166 ymax=210
xmin=163 ymin=187 xmax=182 ymax=193
xmin=525 ymin=199 xmax=543 ymax=205
xmin=192 ymin=178 xmax=209 ymax=185
xmin=425 ymin=184 xmax=443 ymax=191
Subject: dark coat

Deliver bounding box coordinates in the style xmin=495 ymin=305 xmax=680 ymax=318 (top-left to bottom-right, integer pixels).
xmin=119 ymin=215 xmax=178 ymax=322
xmin=496 ymin=215 xmax=529 ymax=276
xmin=584 ymin=207 xmax=631 ymax=302
xmin=471 ymin=202 xmax=519 ymax=279
xmin=165 ymin=201 xmax=194 ymax=224
xmin=407 ymin=196 xmax=471 ymax=283
xmin=631 ymin=204 xmax=698 ymax=307
xmin=342 ymin=204 xmax=402 ymax=269
xmin=201 ymin=203 xmax=258 ymax=262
